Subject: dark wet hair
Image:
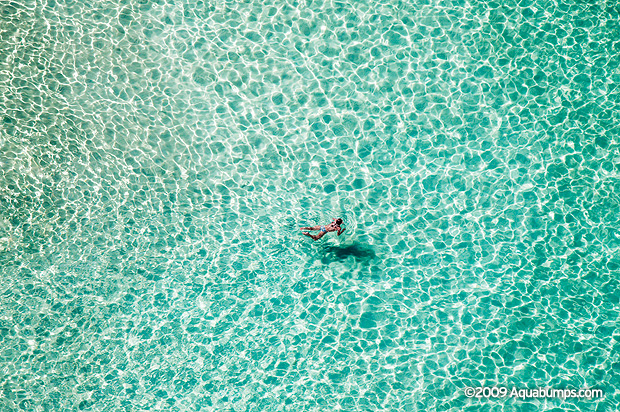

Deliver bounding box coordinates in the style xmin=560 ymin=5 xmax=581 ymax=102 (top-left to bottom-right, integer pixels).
xmin=335 ymin=218 xmax=343 ymax=225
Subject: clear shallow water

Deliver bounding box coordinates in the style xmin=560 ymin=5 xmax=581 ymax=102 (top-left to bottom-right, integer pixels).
xmin=1 ymin=0 xmax=619 ymax=410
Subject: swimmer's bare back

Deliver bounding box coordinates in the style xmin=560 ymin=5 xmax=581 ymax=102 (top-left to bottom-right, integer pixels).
xmin=300 ymin=218 xmax=345 ymax=240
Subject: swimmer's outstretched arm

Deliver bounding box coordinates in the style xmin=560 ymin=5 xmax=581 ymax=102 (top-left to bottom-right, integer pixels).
xmin=337 ymin=228 xmax=346 ymax=236
xmin=300 ymin=226 xmax=321 ymax=230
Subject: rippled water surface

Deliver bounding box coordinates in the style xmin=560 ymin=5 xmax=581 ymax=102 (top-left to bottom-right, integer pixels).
xmin=1 ymin=0 xmax=620 ymax=410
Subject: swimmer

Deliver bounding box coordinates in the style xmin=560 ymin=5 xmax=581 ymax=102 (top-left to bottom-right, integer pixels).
xmin=300 ymin=218 xmax=345 ymax=240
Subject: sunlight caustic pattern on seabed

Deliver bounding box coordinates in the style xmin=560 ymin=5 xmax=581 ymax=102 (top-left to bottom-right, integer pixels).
xmin=1 ymin=0 xmax=619 ymax=410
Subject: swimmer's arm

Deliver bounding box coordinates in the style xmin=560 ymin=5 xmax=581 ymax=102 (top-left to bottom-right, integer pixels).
xmin=300 ymin=226 xmax=321 ymax=230
xmin=337 ymin=228 xmax=346 ymax=236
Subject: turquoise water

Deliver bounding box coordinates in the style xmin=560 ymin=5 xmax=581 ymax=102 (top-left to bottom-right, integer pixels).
xmin=1 ymin=0 xmax=619 ymax=410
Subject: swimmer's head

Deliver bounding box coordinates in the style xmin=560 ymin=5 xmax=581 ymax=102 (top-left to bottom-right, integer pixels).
xmin=335 ymin=218 xmax=343 ymax=225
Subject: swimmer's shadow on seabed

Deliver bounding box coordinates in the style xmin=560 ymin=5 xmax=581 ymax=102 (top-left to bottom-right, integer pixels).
xmin=318 ymin=243 xmax=378 ymax=265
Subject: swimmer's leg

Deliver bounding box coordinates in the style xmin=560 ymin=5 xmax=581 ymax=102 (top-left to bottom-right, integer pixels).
xmin=303 ymin=232 xmax=318 ymax=240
